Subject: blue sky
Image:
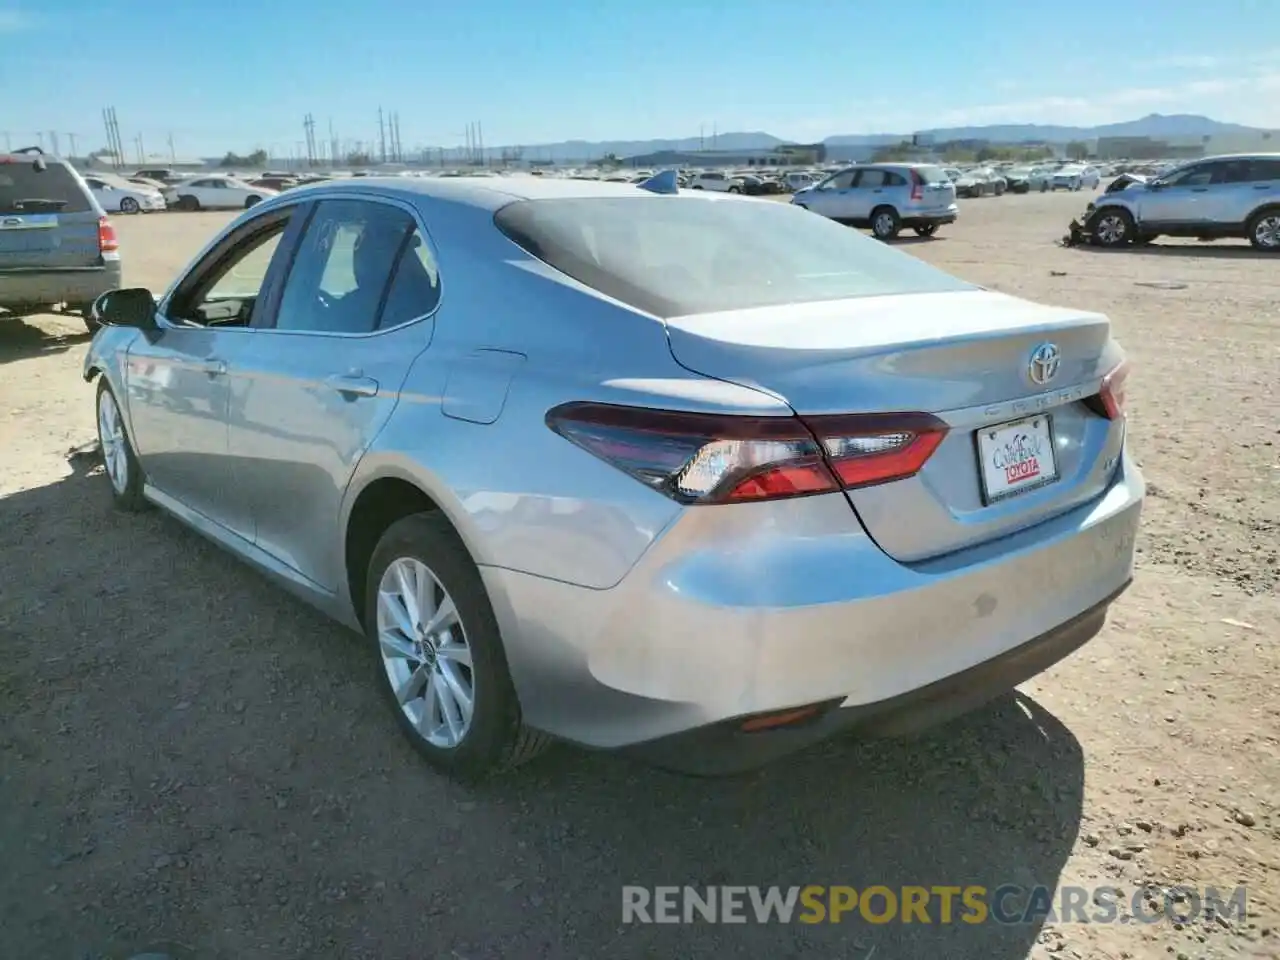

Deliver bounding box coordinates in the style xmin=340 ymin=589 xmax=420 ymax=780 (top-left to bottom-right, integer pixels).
xmin=1 ymin=0 xmax=1277 ymax=158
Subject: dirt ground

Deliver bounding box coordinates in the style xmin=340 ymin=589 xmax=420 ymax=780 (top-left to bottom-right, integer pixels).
xmin=1 ymin=190 xmax=1276 ymax=960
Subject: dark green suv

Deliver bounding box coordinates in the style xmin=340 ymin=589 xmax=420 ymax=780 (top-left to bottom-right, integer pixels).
xmin=0 ymin=147 xmax=123 ymax=331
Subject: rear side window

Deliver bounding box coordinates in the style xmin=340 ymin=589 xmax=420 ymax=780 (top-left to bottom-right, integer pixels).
xmin=1248 ymin=158 xmax=1280 ymax=181
xmin=0 ymin=160 xmax=94 ymax=214
xmin=914 ymin=166 xmax=950 ymax=185
xmin=494 ymin=196 xmax=971 ymax=318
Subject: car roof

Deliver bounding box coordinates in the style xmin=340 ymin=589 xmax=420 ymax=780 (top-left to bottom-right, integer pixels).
xmin=277 ymin=173 xmax=720 ymax=213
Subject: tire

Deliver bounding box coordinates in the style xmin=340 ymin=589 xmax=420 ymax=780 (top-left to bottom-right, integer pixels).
xmin=994 ymin=182 xmax=1006 ymax=196
xmin=1090 ymin=207 xmax=1135 ymax=247
xmin=119 ymin=196 xmax=140 ymax=214
xmin=913 ymin=223 xmax=938 ymax=237
xmin=870 ymin=206 xmax=900 ymax=241
xmin=1246 ymin=208 xmax=1280 ymax=251
xmin=727 ymin=186 xmax=740 ymax=194
xmin=95 ymin=379 xmax=147 ymax=511
xmin=691 ymin=185 xmax=704 ymax=190
xmin=365 ymin=513 xmax=550 ymax=779
xmin=244 ymin=195 xmax=262 ymax=208
xmin=177 ymin=194 xmax=200 ymax=211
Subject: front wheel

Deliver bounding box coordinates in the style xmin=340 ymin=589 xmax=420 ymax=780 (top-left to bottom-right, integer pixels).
xmin=1247 ymin=209 xmax=1280 ymax=251
xmin=119 ymin=196 xmax=140 ymax=214
xmin=1090 ymin=208 xmax=1134 ymax=247
xmin=913 ymin=223 xmax=938 ymax=238
xmin=177 ymin=194 xmax=200 ymax=211
xmin=95 ymin=380 xmax=147 ymax=510
xmin=366 ymin=513 xmax=550 ymax=779
xmin=244 ymin=195 xmax=262 ymax=208
xmin=870 ymin=206 xmax=900 ymax=241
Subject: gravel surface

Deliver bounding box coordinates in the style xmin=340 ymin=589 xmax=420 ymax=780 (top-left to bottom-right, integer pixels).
xmin=1 ymin=192 xmax=1277 ymax=960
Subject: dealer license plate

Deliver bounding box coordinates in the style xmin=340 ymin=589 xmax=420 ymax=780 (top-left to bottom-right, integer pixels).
xmin=976 ymin=415 xmax=1058 ymax=503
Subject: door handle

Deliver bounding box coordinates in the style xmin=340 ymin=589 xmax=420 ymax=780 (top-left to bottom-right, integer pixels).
xmin=195 ymin=358 xmax=227 ymax=376
xmin=1191 ymin=187 xmax=1208 ymax=192
xmin=325 ymin=374 xmax=379 ymax=398
xmin=1256 ymin=184 xmax=1273 ymax=190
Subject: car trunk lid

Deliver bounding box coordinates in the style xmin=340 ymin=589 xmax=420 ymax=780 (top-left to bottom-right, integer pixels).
xmin=664 ymin=289 xmax=1126 ymax=562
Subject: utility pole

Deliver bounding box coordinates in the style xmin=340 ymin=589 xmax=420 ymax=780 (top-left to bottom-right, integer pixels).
xmin=2 ymin=131 xmax=11 ymax=151
xmin=478 ymin=121 xmax=484 ymax=167
xmin=394 ymin=113 xmax=403 ymax=162
xmin=37 ymin=131 xmax=44 ymax=150
xmin=68 ymin=133 xmax=78 ymax=159
xmin=329 ymin=117 xmax=338 ymax=167
xmin=49 ymin=131 xmax=60 ymax=156
xmin=378 ymin=107 xmax=387 ymax=164
xmin=135 ymin=133 xmax=145 ymax=165
xmin=167 ymin=132 xmax=176 ymax=163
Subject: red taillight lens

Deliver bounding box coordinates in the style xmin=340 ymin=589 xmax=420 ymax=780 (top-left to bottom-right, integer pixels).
xmin=97 ymin=217 xmax=119 ymax=253
xmin=1097 ymin=360 xmax=1129 ymax=420
xmin=545 ymin=403 xmax=948 ymax=504
xmin=910 ymin=170 xmax=924 ymax=201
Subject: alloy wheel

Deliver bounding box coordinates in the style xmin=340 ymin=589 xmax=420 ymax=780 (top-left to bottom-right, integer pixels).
xmin=1253 ymin=215 xmax=1280 ymax=249
xmin=1095 ymin=213 xmax=1128 ymax=245
xmin=97 ymin=390 xmax=129 ymax=494
xmin=376 ymin=557 xmax=475 ymax=749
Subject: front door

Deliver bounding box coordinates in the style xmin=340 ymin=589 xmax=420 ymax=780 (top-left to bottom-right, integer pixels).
xmin=227 ymin=196 xmax=442 ymax=591
xmin=1137 ymin=161 xmax=1214 ymax=227
xmin=123 ymin=207 xmax=299 ymax=537
xmin=803 ymin=168 xmax=858 ymax=220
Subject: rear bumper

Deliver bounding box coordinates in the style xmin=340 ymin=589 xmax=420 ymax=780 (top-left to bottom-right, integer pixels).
xmin=0 ymin=262 xmax=122 ymax=310
xmin=903 ymin=211 xmax=957 ymax=227
xmin=626 ymin=579 xmax=1126 ymax=774
xmin=485 ymin=453 xmax=1144 ymax=757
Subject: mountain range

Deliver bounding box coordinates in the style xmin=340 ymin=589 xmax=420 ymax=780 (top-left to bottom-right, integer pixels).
xmin=510 ymin=114 xmax=1267 ymax=162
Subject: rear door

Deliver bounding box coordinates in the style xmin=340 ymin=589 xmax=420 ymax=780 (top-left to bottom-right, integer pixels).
xmin=0 ymin=157 xmax=102 ymax=271
xmin=225 ymin=195 xmax=440 ymax=591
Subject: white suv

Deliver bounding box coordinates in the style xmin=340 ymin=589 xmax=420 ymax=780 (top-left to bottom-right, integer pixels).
xmin=687 ymin=171 xmax=743 ymax=193
xmin=790 ymin=163 xmax=959 ymax=240
xmin=1087 ymin=153 xmax=1280 ymax=250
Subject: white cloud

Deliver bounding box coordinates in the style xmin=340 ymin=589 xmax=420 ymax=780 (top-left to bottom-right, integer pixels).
xmin=0 ymin=9 xmax=26 ymax=32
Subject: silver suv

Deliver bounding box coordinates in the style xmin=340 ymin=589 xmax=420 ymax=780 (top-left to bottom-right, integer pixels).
xmin=791 ymin=163 xmax=959 ymax=240
xmin=1087 ymin=153 xmax=1280 ymax=251
xmin=0 ymin=147 xmax=123 ymax=329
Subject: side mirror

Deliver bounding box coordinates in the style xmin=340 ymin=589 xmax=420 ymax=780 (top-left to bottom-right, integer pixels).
xmin=91 ymin=288 xmax=158 ymax=330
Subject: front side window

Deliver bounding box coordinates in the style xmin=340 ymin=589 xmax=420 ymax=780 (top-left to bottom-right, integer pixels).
xmin=274 ymin=199 xmax=416 ymax=334
xmin=1160 ymin=164 xmax=1212 ymax=187
xmin=819 ymin=170 xmax=855 ymax=190
xmin=169 ymin=218 xmax=290 ymax=327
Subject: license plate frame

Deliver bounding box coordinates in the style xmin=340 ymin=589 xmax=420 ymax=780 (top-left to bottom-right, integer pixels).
xmin=975 ymin=414 xmax=1060 ymax=505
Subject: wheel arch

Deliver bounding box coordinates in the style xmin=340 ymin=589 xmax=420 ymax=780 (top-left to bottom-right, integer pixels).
xmin=1247 ymin=201 xmax=1280 ymax=223
xmin=342 ymin=463 xmax=485 ymax=629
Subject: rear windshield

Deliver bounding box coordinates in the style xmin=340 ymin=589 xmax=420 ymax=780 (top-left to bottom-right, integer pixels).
xmin=0 ymin=160 xmax=94 ymax=214
xmin=494 ymin=196 xmax=970 ymax=318
xmin=913 ymin=165 xmax=951 ymax=185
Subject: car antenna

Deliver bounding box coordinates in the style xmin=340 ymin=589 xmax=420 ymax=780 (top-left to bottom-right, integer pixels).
xmin=638 ymin=169 xmax=679 ymax=195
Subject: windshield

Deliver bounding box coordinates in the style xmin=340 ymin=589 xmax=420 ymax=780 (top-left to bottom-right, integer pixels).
xmin=494 ymin=196 xmax=972 ymax=318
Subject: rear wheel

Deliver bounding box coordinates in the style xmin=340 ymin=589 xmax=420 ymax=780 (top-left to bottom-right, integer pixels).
xmin=913 ymin=223 xmax=938 ymax=238
xmin=1247 ymin=209 xmax=1280 ymax=251
xmin=727 ymin=185 xmax=740 ymax=194
xmin=119 ymin=196 xmax=140 ymax=214
xmin=177 ymin=194 xmax=200 ymax=211
xmin=1090 ymin=207 xmax=1134 ymax=247
xmin=366 ymin=513 xmax=550 ymax=779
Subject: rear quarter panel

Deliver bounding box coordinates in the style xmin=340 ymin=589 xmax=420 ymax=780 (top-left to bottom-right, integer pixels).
xmin=347 ymin=201 xmax=789 ymax=589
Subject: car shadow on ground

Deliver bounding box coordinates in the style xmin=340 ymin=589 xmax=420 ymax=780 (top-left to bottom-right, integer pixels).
xmin=0 ymin=312 xmax=92 ymax=363
xmin=1 ymin=460 xmax=1085 ymax=960
xmin=1072 ymin=242 xmax=1274 ymax=260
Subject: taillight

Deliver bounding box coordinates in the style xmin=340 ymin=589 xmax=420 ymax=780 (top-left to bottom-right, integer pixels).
xmin=97 ymin=217 xmax=119 ymax=253
xmin=910 ymin=171 xmax=924 ymax=201
xmin=545 ymin=402 xmax=948 ymax=505
xmin=1097 ymin=360 xmax=1129 ymax=419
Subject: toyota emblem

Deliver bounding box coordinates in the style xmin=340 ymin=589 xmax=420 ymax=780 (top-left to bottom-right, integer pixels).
xmin=1028 ymin=343 xmax=1061 ymax=386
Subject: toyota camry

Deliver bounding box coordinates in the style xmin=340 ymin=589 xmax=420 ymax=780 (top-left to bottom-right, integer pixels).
xmin=83 ymin=173 xmax=1143 ymax=777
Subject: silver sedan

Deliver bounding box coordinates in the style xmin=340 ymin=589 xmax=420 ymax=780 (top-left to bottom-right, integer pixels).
xmin=83 ymin=175 xmax=1143 ymax=778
